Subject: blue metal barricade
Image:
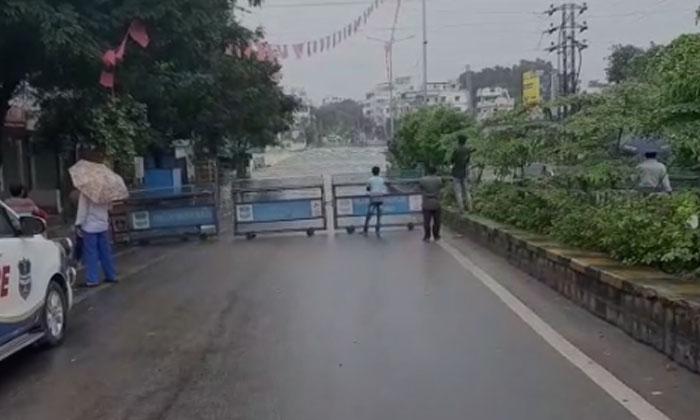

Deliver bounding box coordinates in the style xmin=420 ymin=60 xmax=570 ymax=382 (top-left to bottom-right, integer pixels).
xmin=111 ymin=184 xmax=219 ymax=245
xmin=233 ymin=176 xmax=327 ymax=239
xmin=331 ymin=173 xmax=423 ymax=233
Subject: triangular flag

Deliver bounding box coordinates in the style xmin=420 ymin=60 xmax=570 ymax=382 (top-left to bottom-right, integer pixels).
xmin=319 ymin=38 xmax=325 ymax=52
xmin=256 ymin=42 xmax=269 ymax=61
xmin=326 ymin=35 xmax=331 ymax=49
xmin=99 ymin=70 xmax=115 ymax=88
xmin=279 ymin=45 xmax=289 ymax=60
xmin=128 ymin=20 xmax=149 ymax=48
xmin=293 ymin=43 xmax=304 ymax=59
xmin=102 ymin=49 xmax=117 ymax=67
xmin=354 ymin=17 xmax=362 ymax=31
xmin=307 ymin=42 xmax=312 ymax=56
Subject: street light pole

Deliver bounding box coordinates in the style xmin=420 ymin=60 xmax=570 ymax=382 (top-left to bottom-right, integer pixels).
xmin=368 ymin=34 xmax=414 ymax=140
xmin=421 ymin=0 xmax=428 ymax=106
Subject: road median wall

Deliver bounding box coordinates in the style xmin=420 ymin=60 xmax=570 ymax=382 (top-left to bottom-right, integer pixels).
xmin=444 ymin=209 xmax=700 ymax=373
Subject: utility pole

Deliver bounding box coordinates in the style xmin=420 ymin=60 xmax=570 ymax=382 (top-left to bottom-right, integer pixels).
xmin=367 ymin=0 xmax=409 ymax=140
xmin=421 ymin=0 xmax=428 ymax=106
xmin=544 ymin=2 xmax=588 ymax=116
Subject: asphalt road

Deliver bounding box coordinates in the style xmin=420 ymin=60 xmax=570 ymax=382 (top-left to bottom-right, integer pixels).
xmin=0 ymin=232 xmax=698 ymax=420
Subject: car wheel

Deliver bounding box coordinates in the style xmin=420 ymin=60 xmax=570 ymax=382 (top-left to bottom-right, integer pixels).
xmin=41 ymin=281 xmax=68 ymax=347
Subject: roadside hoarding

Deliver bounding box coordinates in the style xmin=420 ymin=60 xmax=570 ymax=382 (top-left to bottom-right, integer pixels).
xmin=523 ymin=71 xmax=541 ymax=106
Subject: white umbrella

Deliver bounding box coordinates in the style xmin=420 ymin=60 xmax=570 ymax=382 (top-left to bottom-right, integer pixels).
xmin=69 ymin=160 xmax=129 ymax=204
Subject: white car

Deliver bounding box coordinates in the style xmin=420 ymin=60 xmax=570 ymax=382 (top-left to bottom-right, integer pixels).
xmin=0 ymin=202 xmax=76 ymax=362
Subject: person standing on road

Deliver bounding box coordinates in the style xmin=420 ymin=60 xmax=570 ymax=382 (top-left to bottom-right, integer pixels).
xmin=74 ymin=151 xmax=118 ymax=287
xmin=364 ymin=166 xmax=386 ymax=237
xmin=451 ymin=134 xmax=473 ymax=212
xmin=419 ymin=166 xmax=444 ymax=242
xmin=635 ymin=151 xmax=672 ymax=195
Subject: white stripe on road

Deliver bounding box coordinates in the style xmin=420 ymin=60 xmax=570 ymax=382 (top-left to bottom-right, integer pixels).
xmin=438 ymin=240 xmax=672 ymax=420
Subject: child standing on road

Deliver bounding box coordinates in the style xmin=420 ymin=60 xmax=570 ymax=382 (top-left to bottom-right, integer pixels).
xmin=364 ymin=166 xmax=386 ymax=237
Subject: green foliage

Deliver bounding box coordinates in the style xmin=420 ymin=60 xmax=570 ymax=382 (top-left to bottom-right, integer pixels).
xmin=314 ymin=99 xmax=371 ymax=142
xmin=605 ymin=44 xmax=647 ymax=84
xmin=472 ymin=183 xmax=700 ymax=271
xmin=393 ymin=107 xmax=476 ymax=169
xmin=2 ymin=0 xmax=295 ymax=177
xmin=478 ymin=108 xmax=560 ymax=179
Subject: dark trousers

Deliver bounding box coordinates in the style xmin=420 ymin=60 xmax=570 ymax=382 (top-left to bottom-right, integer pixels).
xmin=423 ymin=208 xmax=442 ymax=240
xmin=364 ymin=202 xmax=383 ymax=233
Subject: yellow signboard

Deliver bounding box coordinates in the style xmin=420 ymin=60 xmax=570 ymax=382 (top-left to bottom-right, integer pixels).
xmin=523 ymin=71 xmax=541 ymax=106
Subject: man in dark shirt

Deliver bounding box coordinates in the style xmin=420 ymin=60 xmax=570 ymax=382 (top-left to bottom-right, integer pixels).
xmin=451 ymin=134 xmax=473 ymax=212
xmin=419 ymin=166 xmax=444 ymax=242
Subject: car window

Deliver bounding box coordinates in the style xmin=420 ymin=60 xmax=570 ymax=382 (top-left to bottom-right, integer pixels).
xmin=0 ymin=207 xmax=18 ymax=237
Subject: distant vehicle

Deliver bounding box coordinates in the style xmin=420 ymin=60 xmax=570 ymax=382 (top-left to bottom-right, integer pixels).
xmin=0 ymin=202 xmax=75 ymax=362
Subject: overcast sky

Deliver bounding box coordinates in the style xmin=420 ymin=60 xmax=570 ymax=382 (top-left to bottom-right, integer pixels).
xmin=241 ymin=0 xmax=698 ymax=103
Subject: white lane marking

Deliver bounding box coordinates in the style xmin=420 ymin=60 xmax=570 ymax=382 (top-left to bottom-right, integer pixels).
xmin=438 ymin=240 xmax=672 ymax=420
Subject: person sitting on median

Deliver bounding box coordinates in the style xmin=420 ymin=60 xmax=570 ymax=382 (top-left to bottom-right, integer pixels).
xmin=364 ymin=166 xmax=386 ymax=237
xmin=419 ymin=165 xmax=444 ymax=242
xmin=5 ymin=184 xmax=49 ymax=219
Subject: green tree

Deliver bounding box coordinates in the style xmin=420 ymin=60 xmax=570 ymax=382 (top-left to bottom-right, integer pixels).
xmin=393 ymin=107 xmax=476 ymax=169
xmin=605 ymin=44 xmax=646 ymax=84
xmin=315 ymin=99 xmax=370 ymax=143
xmin=5 ymin=0 xmax=294 ymax=175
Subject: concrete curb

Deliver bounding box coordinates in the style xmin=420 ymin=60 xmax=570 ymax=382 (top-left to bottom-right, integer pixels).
xmin=444 ymin=208 xmax=700 ymax=374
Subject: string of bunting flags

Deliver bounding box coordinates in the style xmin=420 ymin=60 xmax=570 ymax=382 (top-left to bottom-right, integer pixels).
xmin=232 ymin=0 xmax=387 ymax=62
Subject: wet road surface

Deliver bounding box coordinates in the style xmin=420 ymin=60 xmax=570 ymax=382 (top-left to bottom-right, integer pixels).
xmin=6 ymin=230 xmax=699 ymax=419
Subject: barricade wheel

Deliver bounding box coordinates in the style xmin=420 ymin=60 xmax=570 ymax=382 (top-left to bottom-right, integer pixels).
xmin=346 ymin=226 xmax=356 ymax=234
xmin=407 ymin=223 xmax=415 ymax=231
xmin=199 ymin=234 xmax=208 ymax=241
xmin=246 ymin=233 xmax=256 ymax=240
xmin=139 ymin=239 xmax=150 ymax=246
xmin=306 ymin=228 xmax=315 ymax=237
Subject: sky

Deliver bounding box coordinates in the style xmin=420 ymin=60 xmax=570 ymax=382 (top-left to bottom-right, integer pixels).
xmin=240 ymin=0 xmax=698 ymax=104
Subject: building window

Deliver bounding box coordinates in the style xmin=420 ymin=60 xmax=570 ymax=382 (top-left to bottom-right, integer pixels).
xmin=455 ymin=96 xmax=461 ymax=102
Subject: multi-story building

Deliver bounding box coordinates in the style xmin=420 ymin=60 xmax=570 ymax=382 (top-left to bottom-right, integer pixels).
xmin=475 ymin=87 xmax=515 ymax=121
xmin=362 ymin=76 xmax=471 ymax=137
xmin=281 ymin=87 xmax=313 ymax=146
xmin=321 ymin=96 xmax=345 ymax=106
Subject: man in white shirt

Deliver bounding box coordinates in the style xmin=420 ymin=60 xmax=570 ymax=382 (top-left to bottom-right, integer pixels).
xmin=75 ymin=192 xmax=117 ymax=286
xmin=635 ymin=151 xmax=672 ymax=195
xmin=364 ymin=166 xmax=386 ymax=237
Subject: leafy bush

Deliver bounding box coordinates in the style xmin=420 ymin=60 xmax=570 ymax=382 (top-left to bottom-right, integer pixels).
xmin=472 ymin=183 xmax=700 ymax=272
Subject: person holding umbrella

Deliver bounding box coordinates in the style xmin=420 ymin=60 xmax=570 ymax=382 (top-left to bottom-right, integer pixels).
xmin=70 ymin=149 xmax=129 ymax=287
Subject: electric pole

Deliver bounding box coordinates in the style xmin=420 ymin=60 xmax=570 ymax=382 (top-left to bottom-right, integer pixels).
xmin=544 ymin=3 xmax=589 ymax=115
xmin=367 ymin=0 xmax=409 ymax=140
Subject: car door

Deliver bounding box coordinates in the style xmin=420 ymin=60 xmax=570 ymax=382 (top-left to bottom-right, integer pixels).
xmin=0 ymin=205 xmax=36 ymax=346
